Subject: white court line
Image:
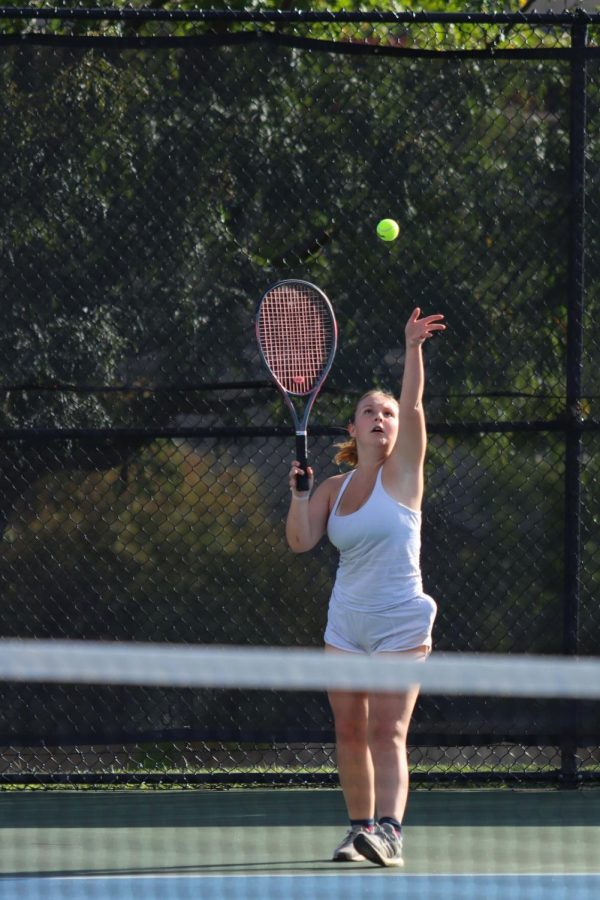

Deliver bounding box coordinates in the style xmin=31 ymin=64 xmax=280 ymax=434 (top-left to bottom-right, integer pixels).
xmin=2 ymin=872 xmax=599 ymax=880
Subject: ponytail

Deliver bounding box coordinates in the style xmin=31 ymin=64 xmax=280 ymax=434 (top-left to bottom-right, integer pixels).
xmin=333 ymin=437 xmax=358 ymax=469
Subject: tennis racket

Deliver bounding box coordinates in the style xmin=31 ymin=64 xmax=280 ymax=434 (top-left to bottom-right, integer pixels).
xmin=256 ymin=279 xmax=338 ymax=492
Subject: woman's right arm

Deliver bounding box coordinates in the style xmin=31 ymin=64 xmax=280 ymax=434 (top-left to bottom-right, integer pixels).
xmin=285 ymin=462 xmax=333 ymax=553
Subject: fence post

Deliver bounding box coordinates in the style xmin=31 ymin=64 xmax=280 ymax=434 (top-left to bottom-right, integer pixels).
xmin=561 ymin=15 xmax=587 ymax=786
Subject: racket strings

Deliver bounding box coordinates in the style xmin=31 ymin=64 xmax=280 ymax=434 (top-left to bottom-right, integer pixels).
xmin=258 ymin=285 xmax=335 ymax=394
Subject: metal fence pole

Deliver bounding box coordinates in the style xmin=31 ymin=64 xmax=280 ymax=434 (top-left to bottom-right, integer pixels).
xmin=561 ymin=16 xmax=587 ymax=785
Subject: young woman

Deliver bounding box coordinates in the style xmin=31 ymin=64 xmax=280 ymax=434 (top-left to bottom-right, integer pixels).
xmin=285 ymin=307 xmax=445 ymax=868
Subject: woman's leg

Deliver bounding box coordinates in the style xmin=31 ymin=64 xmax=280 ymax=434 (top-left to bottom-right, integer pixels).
xmin=352 ymin=646 xmax=429 ymax=867
xmin=326 ymin=645 xmax=374 ymax=820
xmin=368 ymin=684 xmax=420 ymax=822
xmin=368 ymin=646 xmax=428 ymax=822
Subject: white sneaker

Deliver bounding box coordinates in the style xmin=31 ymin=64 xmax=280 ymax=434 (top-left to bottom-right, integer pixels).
xmin=353 ymin=822 xmax=404 ymax=867
xmin=332 ymin=825 xmax=370 ymax=862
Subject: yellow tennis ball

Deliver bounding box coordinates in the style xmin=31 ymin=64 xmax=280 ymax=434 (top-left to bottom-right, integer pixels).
xmin=376 ymin=218 xmax=399 ymax=241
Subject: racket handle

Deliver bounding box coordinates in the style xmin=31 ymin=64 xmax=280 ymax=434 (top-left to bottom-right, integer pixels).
xmin=295 ymin=433 xmax=310 ymax=492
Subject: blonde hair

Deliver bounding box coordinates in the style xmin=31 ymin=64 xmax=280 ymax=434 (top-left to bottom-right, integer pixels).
xmin=333 ymin=389 xmax=398 ymax=469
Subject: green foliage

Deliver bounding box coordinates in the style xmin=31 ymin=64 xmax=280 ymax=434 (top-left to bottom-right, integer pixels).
xmin=0 ymin=439 xmax=330 ymax=642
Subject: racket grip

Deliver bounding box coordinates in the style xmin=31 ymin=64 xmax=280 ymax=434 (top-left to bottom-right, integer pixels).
xmin=295 ymin=433 xmax=309 ymax=492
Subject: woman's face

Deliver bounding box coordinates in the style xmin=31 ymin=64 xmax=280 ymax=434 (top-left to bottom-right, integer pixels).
xmin=349 ymin=393 xmax=399 ymax=456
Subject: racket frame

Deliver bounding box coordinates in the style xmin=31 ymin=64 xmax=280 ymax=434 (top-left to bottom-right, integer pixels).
xmin=255 ymin=279 xmax=338 ymax=491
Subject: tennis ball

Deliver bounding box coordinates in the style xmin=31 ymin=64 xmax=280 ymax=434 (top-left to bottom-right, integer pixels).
xmin=376 ymin=218 xmax=400 ymax=241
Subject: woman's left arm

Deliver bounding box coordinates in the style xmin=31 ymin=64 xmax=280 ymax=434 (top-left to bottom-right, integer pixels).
xmin=394 ymin=307 xmax=445 ymax=471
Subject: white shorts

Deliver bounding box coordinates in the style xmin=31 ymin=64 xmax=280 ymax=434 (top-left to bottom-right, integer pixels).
xmin=324 ymin=594 xmax=437 ymax=655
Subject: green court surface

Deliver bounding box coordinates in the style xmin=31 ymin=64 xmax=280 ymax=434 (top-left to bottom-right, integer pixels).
xmin=0 ymin=787 xmax=598 ymax=879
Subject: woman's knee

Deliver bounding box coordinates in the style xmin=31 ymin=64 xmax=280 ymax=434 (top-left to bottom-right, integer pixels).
xmin=369 ymin=716 xmax=410 ymax=747
xmin=329 ymin=692 xmax=369 ymax=744
xmin=334 ymin=715 xmax=370 ymax=745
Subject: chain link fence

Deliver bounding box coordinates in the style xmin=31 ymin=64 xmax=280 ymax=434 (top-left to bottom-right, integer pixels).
xmin=0 ymin=9 xmax=599 ymax=785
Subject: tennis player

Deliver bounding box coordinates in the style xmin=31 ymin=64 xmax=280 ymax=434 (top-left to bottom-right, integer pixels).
xmin=285 ymin=307 xmax=445 ymax=867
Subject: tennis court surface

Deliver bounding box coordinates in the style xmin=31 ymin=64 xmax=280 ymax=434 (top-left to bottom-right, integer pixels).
xmin=0 ymin=788 xmax=599 ymax=899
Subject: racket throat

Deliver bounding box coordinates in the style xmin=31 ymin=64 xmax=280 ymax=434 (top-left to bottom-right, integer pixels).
xmin=295 ymin=432 xmax=309 ymax=492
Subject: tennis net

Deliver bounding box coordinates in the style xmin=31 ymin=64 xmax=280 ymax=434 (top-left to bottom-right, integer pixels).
xmin=0 ymin=640 xmax=598 ymax=900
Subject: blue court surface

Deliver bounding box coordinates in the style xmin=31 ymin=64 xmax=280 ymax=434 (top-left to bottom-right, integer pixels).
xmin=1 ymin=874 xmax=600 ymax=899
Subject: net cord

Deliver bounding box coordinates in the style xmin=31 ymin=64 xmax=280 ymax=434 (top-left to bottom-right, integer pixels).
xmin=0 ymin=640 xmax=598 ymax=699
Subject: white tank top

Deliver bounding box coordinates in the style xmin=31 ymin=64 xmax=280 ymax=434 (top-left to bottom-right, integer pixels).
xmin=326 ymin=467 xmax=424 ymax=612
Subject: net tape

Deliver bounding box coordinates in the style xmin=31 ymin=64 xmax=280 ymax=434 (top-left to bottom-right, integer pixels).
xmin=2 ymin=640 xmax=600 ymax=699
